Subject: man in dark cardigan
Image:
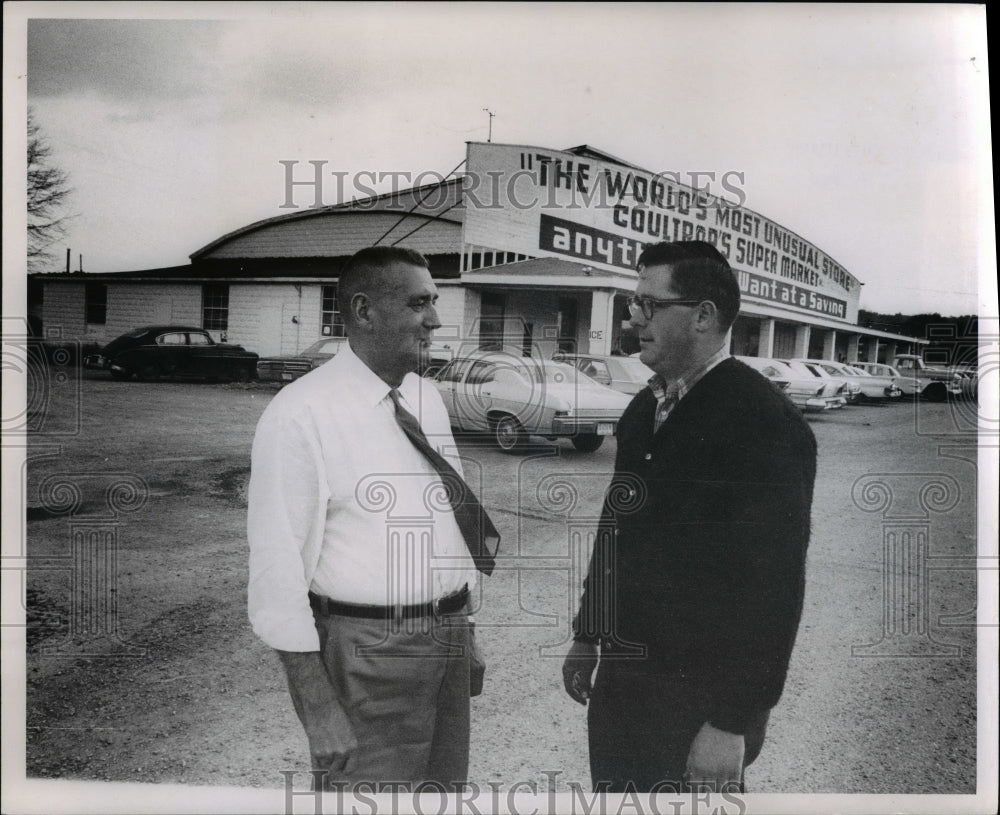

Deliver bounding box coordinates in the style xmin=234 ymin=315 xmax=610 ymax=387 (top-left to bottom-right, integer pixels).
xmin=562 ymin=241 xmax=817 ymax=793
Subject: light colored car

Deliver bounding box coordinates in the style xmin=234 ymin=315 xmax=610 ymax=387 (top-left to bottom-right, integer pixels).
xmin=838 ymin=363 xmax=903 ymax=401
xmin=856 ymin=360 xmax=962 ymax=400
xmin=778 ymin=359 xmax=849 ymax=407
xmin=431 ymin=351 xmax=631 ymax=452
xmin=890 ymin=354 xmax=964 ymax=401
xmin=803 ymin=359 xmax=902 ymax=401
xmin=553 ymin=352 xmax=655 ymax=395
xmin=785 ymin=358 xmax=862 ymax=404
xmin=736 ymin=356 xmax=844 ymax=412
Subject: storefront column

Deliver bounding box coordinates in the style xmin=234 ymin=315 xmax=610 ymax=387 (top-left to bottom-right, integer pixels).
xmin=867 ymin=337 xmax=880 ymax=363
xmin=793 ymin=325 xmax=811 ymax=358
xmin=588 ymin=290 xmax=615 ymax=355
xmin=885 ymin=341 xmax=897 ymax=365
xmin=758 ymin=318 xmax=776 ymax=358
xmin=847 ymin=334 xmax=860 ymax=363
xmin=823 ymin=330 xmax=837 ymax=360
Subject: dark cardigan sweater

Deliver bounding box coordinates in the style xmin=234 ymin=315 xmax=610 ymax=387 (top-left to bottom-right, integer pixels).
xmin=573 ymin=357 xmax=817 ymax=735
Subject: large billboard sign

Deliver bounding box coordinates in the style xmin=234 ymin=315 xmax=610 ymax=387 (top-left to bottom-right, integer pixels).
xmin=462 ymin=142 xmax=861 ymax=324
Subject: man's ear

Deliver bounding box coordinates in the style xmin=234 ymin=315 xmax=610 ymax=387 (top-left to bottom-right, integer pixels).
xmin=693 ymin=300 xmax=719 ymax=333
xmin=350 ymin=292 xmax=372 ymax=328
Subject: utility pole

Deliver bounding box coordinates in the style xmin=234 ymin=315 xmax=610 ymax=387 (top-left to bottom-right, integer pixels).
xmin=482 ymin=108 xmax=495 ymax=142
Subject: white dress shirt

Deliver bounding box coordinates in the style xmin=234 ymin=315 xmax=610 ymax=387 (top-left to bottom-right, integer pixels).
xmin=247 ymin=342 xmax=477 ymax=651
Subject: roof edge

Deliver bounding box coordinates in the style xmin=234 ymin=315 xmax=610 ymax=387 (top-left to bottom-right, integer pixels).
xmin=189 ymin=176 xmax=465 ymax=260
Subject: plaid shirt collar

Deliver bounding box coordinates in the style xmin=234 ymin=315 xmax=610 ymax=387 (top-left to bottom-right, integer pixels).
xmin=649 ymin=345 xmax=731 ymax=410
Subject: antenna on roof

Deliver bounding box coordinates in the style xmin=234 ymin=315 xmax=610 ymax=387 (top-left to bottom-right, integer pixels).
xmin=482 ymin=108 xmax=494 ymax=142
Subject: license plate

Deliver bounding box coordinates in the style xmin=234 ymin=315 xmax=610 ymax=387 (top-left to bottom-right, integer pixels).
xmin=597 ymin=423 xmax=614 ymax=436
xmin=281 ymin=372 xmax=293 ymax=381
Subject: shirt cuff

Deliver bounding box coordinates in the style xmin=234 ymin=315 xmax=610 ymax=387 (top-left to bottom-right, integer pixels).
xmin=250 ymin=608 xmax=321 ymax=652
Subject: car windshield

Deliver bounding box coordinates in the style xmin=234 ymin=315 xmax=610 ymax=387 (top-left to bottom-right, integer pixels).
xmin=536 ymin=360 xmax=597 ymax=385
xmin=782 ymin=360 xmax=821 ymax=378
xmin=303 ymin=339 xmax=345 ymax=355
xmin=504 ymin=359 xmax=597 ymax=386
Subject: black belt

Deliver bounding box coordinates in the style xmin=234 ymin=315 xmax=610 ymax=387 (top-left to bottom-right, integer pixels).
xmin=308 ymin=586 xmax=469 ymax=620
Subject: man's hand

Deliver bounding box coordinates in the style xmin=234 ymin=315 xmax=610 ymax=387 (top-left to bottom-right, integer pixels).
xmin=277 ymin=651 xmax=358 ymax=774
xmin=685 ymin=721 xmax=744 ymax=792
xmin=562 ymin=641 xmax=599 ymax=705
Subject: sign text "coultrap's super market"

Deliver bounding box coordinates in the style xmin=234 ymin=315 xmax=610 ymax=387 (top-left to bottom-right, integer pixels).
xmin=518 ymin=149 xmax=855 ymax=294
xmin=462 ymin=143 xmax=862 ymax=323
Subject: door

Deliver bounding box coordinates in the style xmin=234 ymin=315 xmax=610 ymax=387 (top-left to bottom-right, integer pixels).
xmin=557 ymin=298 xmax=578 ymax=353
xmin=479 ymin=293 xmax=506 ymax=350
xmin=186 ymin=330 xmax=220 ymax=377
xmin=453 ymin=359 xmax=495 ymax=432
xmin=153 ymin=330 xmax=189 ymax=376
xmin=434 ymin=358 xmax=473 ymax=428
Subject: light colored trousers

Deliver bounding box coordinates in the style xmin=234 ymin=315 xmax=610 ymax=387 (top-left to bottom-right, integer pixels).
xmin=293 ymin=606 xmax=472 ymax=791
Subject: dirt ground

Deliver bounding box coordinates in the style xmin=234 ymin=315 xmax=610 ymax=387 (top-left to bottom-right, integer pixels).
xmin=14 ymin=370 xmax=984 ymax=804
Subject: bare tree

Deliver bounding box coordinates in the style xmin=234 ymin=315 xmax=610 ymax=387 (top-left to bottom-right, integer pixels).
xmin=27 ymin=107 xmax=73 ymax=272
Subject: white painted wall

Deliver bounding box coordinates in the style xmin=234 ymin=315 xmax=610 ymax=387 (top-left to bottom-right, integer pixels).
xmin=41 ymin=284 xmax=85 ymax=341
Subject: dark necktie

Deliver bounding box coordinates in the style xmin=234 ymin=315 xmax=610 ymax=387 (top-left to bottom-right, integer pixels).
xmin=389 ymin=389 xmax=499 ymax=575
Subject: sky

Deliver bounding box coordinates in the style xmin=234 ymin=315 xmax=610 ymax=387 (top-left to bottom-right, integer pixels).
xmin=6 ymin=2 xmax=994 ymax=317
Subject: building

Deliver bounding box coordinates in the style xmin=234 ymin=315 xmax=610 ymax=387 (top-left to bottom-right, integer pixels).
xmin=27 ymin=141 xmax=926 ymax=365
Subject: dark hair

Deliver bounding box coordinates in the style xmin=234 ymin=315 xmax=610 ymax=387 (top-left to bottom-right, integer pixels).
xmin=636 ymin=241 xmax=741 ymax=330
xmin=338 ymin=246 xmax=429 ymax=323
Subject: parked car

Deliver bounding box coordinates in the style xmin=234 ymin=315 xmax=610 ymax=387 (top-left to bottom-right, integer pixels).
xmin=431 ymin=351 xmax=631 ymax=452
xmin=258 ymin=337 xmax=453 ymax=384
xmin=553 ymin=352 xmax=655 ymax=394
xmin=837 ymin=363 xmax=903 ymax=401
xmin=785 ymin=358 xmax=862 ymax=404
xmin=889 ymin=354 xmax=964 ymax=401
xmin=951 ymin=363 xmax=979 ymax=398
xmin=84 ymin=326 xmax=258 ymax=382
xmin=736 ymin=356 xmax=845 ymax=412
xmin=801 ymin=359 xmax=902 ymax=401
xmin=777 ymin=359 xmax=849 ymax=407
xmin=256 ymin=337 xmax=349 ymax=383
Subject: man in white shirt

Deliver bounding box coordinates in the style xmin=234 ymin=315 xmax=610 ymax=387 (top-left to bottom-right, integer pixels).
xmin=247 ymin=246 xmax=495 ymax=790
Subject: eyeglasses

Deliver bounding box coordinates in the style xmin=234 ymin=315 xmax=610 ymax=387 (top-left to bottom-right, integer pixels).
xmin=627 ymin=295 xmax=703 ymax=320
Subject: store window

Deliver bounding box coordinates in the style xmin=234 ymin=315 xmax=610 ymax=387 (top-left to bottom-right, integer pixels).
xmin=321 ymin=285 xmax=346 ymax=337
xmin=85 ymin=282 xmax=107 ymax=325
xmin=202 ymin=284 xmax=229 ymax=331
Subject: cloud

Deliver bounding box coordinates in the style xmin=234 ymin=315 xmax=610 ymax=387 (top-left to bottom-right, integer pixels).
xmin=27 ymin=19 xmax=224 ymax=102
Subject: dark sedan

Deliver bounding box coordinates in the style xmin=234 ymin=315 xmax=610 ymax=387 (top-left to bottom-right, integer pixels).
xmin=84 ymin=326 xmax=259 ymax=382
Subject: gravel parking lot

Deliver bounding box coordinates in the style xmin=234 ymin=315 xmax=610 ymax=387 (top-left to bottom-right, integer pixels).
xmin=19 ymin=370 xmax=981 ymax=797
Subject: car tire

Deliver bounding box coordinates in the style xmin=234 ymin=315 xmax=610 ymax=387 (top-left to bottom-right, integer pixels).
xmin=137 ymin=362 xmax=161 ymax=382
xmin=571 ymin=434 xmax=604 ymax=453
xmin=922 ymin=383 xmax=946 ymax=402
xmin=492 ymin=415 xmax=526 ymax=453
xmin=232 ymin=365 xmax=255 ymax=384
xmin=109 ymin=369 xmax=130 ymax=381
